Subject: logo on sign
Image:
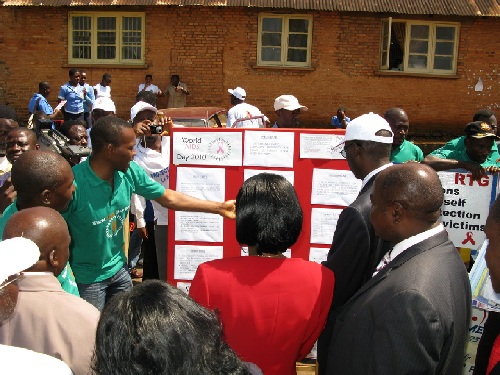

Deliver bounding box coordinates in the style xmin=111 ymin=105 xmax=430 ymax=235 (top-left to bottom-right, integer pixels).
xmin=208 ymin=137 xmax=231 ymax=161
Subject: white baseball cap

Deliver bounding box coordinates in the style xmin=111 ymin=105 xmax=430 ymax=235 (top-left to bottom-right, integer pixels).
xmin=228 ymin=87 xmax=246 ymax=101
xmin=342 ymin=112 xmax=393 ymax=144
xmin=93 ymin=97 xmax=116 ymax=113
xmin=0 ymin=237 xmax=39 ymax=286
xmin=130 ymin=101 xmax=157 ymax=122
xmin=274 ymin=95 xmax=308 ymax=111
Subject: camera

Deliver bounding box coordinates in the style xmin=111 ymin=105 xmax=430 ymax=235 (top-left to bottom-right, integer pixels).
xmin=149 ymin=124 xmax=163 ymax=134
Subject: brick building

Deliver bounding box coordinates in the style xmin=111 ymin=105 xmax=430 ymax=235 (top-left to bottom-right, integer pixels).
xmin=0 ymin=0 xmax=499 ymax=136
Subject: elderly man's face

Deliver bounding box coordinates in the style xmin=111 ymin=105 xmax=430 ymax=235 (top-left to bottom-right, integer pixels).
xmin=465 ymin=137 xmax=494 ymax=164
xmin=67 ymin=125 xmax=88 ymax=147
xmin=276 ymin=108 xmax=301 ymax=128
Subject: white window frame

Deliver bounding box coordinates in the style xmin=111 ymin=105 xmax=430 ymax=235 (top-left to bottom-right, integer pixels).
xmin=68 ymin=12 xmax=145 ymax=65
xmin=257 ymin=13 xmax=312 ymax=68
xmin=380 ymin=19 xmax=459 ymax=75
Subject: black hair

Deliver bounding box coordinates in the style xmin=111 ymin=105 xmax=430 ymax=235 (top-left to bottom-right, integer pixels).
xmin=90 ymin=116 xmax=131 ymax=153
xmin=68 ymin=68 xmax=79 ymax=77
xmin=102 ymin=73 xmax=112 ymax=81
xmin=0 ymin=105 xmax=19 ymax=122
xmin=473 ymin=109 xmax=495 ymax=122
xmin=236 ymin=173 xmax=303 ymax=254
xmin=145 ymin=74 xmax=153 ymax=79
xmin=11 ymin=151 xmax=70 ymax=198
xmin=60 ymin=119 xmax=86 ymax=138
xmin=92 ymin=280 xmax=250 ymax=375
xmin=171 ymin=74 xmax=180 ymax=80
xmin=337 ymin=107 xmax=346 ymax=112
xmin=38 ymin=81 xmax=50 ymax=91
xmin=136 ymin=91 xmax=157 ymax=106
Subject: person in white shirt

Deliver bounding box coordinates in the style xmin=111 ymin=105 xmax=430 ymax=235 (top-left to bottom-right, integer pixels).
xmin=94 ymin=73 xmax=112 ymax=99
xmin=138 ymin=74 xmax=162 ymax=97
xmin=227 ymin=87 xmax=266 ymax=128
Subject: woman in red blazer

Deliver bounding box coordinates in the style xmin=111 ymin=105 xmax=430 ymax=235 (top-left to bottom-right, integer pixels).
xmin=190 ymin=173 xmax=335 ymax=375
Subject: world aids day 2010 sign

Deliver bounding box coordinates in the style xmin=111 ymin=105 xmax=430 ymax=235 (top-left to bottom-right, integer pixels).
xmin=438 ymin=171 xmax=497 ymax=254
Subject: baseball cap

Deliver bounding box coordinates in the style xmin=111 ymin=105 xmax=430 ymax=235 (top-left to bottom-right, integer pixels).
xmin=336 ymin=112 xmax=393 ymax=147
xmin=93 ymin=97 xmax=116 ymax=113
xmin=130 ymin=101 xmax=157 ymax=122
xmin=228 ymin=87 xmax=246 ymax=101
xmin=274 ymin=95 xmax=308 ymax=111
xmin=0 ymin=237 xmax=39 ymax=286
xmin=465 ymin=121 xmax=499 ymax=139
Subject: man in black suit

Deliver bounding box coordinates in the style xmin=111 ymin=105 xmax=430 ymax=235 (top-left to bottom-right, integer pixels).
xmin=325 ymin=163 xmax=471 ymax=374
xmin=318 ymin=113 xmax=394 ymax=372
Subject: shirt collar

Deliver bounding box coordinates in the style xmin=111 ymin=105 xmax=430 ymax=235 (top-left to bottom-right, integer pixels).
xmin=391 ymin=223 xmax=445 ymax=261
xmin=361 ymin=163 xmax=393 ymax=189
xmin=84 ymin=157 xmax=123 ymax=188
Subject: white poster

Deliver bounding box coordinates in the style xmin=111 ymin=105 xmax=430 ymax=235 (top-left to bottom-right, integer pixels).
xmin=311 ymin=169 xmax=361 ymax=206
xmin=172 ymin=131 xmax=242 ymax=166
xmin=243 ymin=131 xmax=294 ymax=168
xmin=309 ymin=247 xmax=329 ymax=264
xmin=244 ymin=169 xmax=294 ymax=185
xmin=300 ymin=133 xmax=344 ymax=159
xmin=175 ymin=167 xmax=225 ymax=242
xmin=438 ymin=171 xmax=493 ymax=255
xmin=174 ymin=245 xmax=223 ymax=280
xmin=310 ymin=208 xmax=343 ymax=244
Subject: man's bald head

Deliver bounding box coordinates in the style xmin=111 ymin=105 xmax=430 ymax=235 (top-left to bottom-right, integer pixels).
xmin=3 ymin=207 xmax=70 ymax=277
xmin=11 ymin=151 xmax=73 ymax=209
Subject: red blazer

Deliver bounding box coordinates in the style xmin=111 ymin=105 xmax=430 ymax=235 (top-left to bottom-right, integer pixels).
xmin=189 ymin=256 xmax=335 ymax=375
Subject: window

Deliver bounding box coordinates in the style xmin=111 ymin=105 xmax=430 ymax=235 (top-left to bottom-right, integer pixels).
xmin=380 ymin=19 xmax=459 ymax=75
xmin=69 ymin=12 xmax=145 ymax=65
xmin=258 ymin=14 xmax=312 ymax=67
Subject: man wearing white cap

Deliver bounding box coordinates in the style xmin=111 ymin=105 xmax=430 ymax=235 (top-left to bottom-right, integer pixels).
xmin=227 ymin=87 xmax=266 ymax=128
xmin=317 ymin=113 xmax=395 ymax=374
xmin=273 ymin=95 xmax=308 ymax=128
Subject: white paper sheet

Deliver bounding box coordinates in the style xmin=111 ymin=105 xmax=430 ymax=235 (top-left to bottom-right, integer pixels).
xmin=175 ymin=167 xmax=225 ymax=242
xmin=311 ymin=169 xmax=361 ymax=206
xmin=310 ymin=208 xmax=343 ymax=244
xmin=172 ymin=131 xmax=243 ymax=166
xmin=300 ymin=133 xmax=344 ymax=159
xmin=243 ymin=131 xmax=294 ymax=168
xmin=243 ymin=169 xmax=294 ymax=185
xmin=176 ymin=282 xmax=191 ymax=294
xmin=174 ymin=245 xmax=223 ymax=280
xmin=309 ymin=247 xmax=329 ymax=264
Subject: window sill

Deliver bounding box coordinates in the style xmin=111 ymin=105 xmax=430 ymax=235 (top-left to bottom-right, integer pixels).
xmin=376 ymin=70 xmax=460 ymax=79
xmin=250 ymin=63 xmax=315 ymax=71
xmin=64 ymin=63 xmax=148 ymax=69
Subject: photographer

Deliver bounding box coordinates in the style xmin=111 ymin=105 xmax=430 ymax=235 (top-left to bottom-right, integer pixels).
xmin=59 ymin=120 xmax=89 ymax=165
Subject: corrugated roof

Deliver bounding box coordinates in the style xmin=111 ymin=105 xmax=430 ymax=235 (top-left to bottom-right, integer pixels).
xmin=2 ymin=0 xmax=500 ymax=17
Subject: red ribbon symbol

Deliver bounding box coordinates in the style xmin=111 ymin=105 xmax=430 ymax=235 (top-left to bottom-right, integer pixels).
xmin=462 ymin=231 xmax=476 ymax=246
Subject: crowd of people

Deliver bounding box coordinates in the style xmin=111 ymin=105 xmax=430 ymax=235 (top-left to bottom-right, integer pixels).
xmin=0 ymin=68 xmax=498 ymax=374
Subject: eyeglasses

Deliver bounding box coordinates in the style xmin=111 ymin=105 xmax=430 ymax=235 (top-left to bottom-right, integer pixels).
xmin=340 ymin=142 xmax=355 ymax=158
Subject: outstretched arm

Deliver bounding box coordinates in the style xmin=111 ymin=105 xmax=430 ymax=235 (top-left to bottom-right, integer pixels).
xmin=422 ymin=155 xmax=487 ymax=181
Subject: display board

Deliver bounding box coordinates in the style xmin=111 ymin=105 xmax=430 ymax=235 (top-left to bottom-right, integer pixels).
xmin=166 ymin=127 xmax=351 ymax=289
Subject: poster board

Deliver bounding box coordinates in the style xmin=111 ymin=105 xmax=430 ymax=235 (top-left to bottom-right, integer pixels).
xmin=167 ymin=127 xmax=350 ymax=289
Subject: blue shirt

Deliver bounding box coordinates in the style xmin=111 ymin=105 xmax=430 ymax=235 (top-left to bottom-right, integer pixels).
xmin=28 ymin=93 xmax=54 ymax=115
xmin=331 ymin=116 xmax=351 ymax=128
xmin=58 ymin=83 xmax=87 ymax=114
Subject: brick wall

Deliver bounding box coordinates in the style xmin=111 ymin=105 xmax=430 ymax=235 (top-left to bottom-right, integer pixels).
xmin=0 ymin=6 xmax=498 ymax=136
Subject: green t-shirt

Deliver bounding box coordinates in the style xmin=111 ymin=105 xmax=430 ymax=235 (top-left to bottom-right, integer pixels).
xmin=390 ymin=139 xmax=424 ymax=163
xmin=0 ymin=203 xmax=80 ymax=296
xmin=63 ymin=158 xmax=165 ymax=284
xmin=429 ymin=136 xmax=500 ymax=167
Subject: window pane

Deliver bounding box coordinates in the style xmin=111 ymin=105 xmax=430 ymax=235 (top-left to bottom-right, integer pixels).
xmin=72 ymin=16 xmax=91 ymax=30
xmin=287 ymin=48 xmax=307 ymax=62
xmin=123 ymin=31 xmax=142 ymax=45
xmin=98 ymin=31 xmax=116 ymax=45
xmin=408 ymin=55 xmax=428 ymax=68
xmin=435 ymin=41 xmax=454 ymax=55
xmin=72 ymin=46 xmax=91 ymax=59
xmin=434 ymin=56 xmax=453 ymax=70
xmin=289 ymin=33 xmax=308 ymax=48
xmin=262 ymin=18 xmax=282 ymax=32
xmin=410 ymin=25 xmax=429 ymax=39
xmin=409 ymin=40 xmax=428 ymax=54
xmin=123 ymin=17 xmax=141 ymax=31
xmin=97 ymin=17 xmax=116 ymax=30
xmin=436 ymin=26 xmax=455 ymax=41
xmin=262 ymin=33 xmax=281 ymax=47
xmin=261 ymin=47 xmax=281 ymax=61
xmin=72 ymin=16 xmax=91 ymax=59
xmin=123 ymin=46 xmax=141 ymax=60
xmin=289 ymin=19 xmax=308 ymax=33
xmin=97 ymin=46 xmax=116 ymax=59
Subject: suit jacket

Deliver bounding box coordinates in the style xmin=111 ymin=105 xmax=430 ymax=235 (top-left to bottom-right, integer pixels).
xmin=325 ymin=230 xmax=471 ymax=375
xmin=318 ymin=174 xmax=392 ymax=373
xmin=189 ymin=256 xmax=335 ymax=375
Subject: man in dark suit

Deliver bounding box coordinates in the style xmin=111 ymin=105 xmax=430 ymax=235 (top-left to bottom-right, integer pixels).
xmin=325 ymin=163 xmax=471 ymax=374
xmin=318 ymin=113 xmax=394 ymax=372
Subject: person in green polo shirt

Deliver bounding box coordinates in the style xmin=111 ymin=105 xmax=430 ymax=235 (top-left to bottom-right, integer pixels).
xmin=64 ymin=115 xmax=235 ymax=310
xmin=384 ymin=107 xmax=423 ymax=163
xmin=423 ymin=121 xmax=500 ymax=181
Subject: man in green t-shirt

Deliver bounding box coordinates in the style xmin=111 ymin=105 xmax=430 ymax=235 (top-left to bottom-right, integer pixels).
xmin=384 ymin=107 xmax=423 ymax=163
xmin=423 ymin=121 xmax=500 ymax=181
xmin=65 ymin=115 xmax=235 ymax=310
